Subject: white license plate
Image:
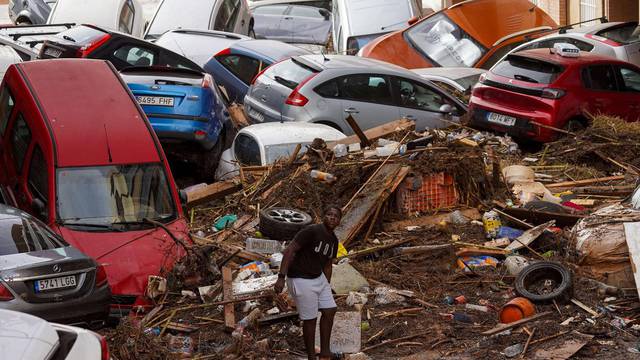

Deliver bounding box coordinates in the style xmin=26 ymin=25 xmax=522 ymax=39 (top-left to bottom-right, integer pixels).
xmin=487 ymin=112 xmax=516 ymax=126
xmin=248 ymin=107 xmax=265 ymax=122
xmin=44 ymin=47 xmax=62 ymax=58
xmin=35 ymin=275 xmax=76 ymax=292
xmin=137 ymin=96 xmax=174 ymax=107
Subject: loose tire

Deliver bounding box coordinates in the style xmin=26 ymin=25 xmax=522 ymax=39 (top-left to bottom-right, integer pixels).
xmin=515 ymin=261 xmax=572 ymax=303
xmin=259 ymin=207 xmax=312 ymax=241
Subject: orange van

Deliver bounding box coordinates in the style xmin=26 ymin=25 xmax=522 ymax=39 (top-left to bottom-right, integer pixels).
xmin=359 ymin=0 xmax=557 ymax=69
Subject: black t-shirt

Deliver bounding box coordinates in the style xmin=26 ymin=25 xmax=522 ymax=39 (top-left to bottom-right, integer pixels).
xmin=286 ymin=223 xmax=338 ymax=279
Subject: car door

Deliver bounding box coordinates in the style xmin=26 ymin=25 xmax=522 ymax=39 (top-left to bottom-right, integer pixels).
xmin=212 ymin=0 xmax=243 ymax=34
xmin=337 ymin=74 xmax=400 ymax=133
xmin=5 ymin=112 xmax=33 ymax=211
xmin=237 ymin=0 xmax=252 ymax=35
xmin=117 ymin=0 xmax=136 ymax=36
xmin=613 ymin=65 xmax=640 ymax=121
xmin=581 ymin=64 xmax=625 ymax=119
xmin=391 ymin=76 xmax=460 ymax=130
xmin=252 ymin=5 xmax=289 ymax=41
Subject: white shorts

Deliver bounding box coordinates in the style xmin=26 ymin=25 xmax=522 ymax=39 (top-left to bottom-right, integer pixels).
xmin=287 ymin=274 xmax=336 ymax=320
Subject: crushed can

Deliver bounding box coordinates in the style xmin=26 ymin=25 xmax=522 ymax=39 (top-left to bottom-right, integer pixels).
xmin=482 ymin=210 xmax=502 ymax=239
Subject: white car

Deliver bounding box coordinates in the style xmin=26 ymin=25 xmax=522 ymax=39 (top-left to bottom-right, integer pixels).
xmin=500 ymin=21 xmax=640 ymax=67
xmin=411 ymin=67 xmax=485 ymax=94
xmin=0 ymin=309 xmax=108 ymax=360
xmin=144 ymin=0 xmax=254 ymax=40
xmin=154 ymin=29 xmax=250 ymax=67
xmin=0 ymin=45 xmax=23 ymax=80
xmin=215 ymin=122 xmax=346 ymax=180
xmin=47 ymin=0 xmax=145 ymax=38
xmin=331 ymin=0 xmax=422 ymax=55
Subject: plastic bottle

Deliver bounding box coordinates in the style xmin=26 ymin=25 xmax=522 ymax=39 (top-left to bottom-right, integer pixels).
xmin=232 ymin=308 xmax=262 ymax=338
xmin=310 ymin=170 xmax=336 ymax=183
xmin=482 ymin=210 xmax=502 ymax=239
xmin=333 ymin=144 xmax=347 ymax=158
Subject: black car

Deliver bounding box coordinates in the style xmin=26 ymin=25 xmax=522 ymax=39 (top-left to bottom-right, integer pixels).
xmin=0 ymin=203 xmax=111 ymax=327
xmin=39 ymin=24 xmax=203 ymax=71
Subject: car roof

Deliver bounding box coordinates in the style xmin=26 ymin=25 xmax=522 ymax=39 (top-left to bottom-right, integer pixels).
xmin=239 ymin=122 xmax=346 ymax=146
xmin=412 ymin=67 xmax=485 ymax=80
xmin=16 ymin=59 xmax=161 ymax=167
xmin=155 ymin=29 xmax=250 ymax=65
xmin=300 ymin=54 xmax=410 ymax=73
xmin=232 ymin=39 xmax=312 ymax=61
xmin=342 ymin=0 xmax=415 ymax=37
xmin=512 ymin=48 xmax=628 ymax=65
xmin=566 ymin=21 xmax=630 ymax=34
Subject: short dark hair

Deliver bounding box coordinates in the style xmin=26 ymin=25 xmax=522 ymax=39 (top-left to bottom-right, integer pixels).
xmin=324 ymin=204 xmax=342 ymax=218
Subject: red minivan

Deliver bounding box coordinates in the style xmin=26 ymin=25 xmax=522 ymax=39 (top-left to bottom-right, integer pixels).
xmin=0 ymin=59 xmax=190 ymax=316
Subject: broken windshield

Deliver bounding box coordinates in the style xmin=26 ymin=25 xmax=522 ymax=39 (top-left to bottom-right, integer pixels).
xmin=56 ymin=164 xmax=176 ymax=229
xmin=405 ymin=13 xmax=487 ymax=67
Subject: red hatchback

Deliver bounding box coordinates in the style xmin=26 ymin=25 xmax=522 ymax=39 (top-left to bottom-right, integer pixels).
xmin=0 ymin=59 xmax=190 ymax=317
xmin=468 ymin=46 xmax=640 ymax=142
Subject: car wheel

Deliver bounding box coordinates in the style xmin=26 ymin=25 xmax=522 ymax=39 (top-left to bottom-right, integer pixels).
xmin=248 ymin=27 xmax=256 ymax=39
xmin=16 ymin=18 xmax=32 ymax=26
xmin=565 ymin=119 xmax=586 ymax=133
xmin=259 ymin=207 xmax=312 ymax=241
xmin=199 ymin=128 xmax=226 ymax=183
xmin=515 ymin=261 xmax=573 ymax=303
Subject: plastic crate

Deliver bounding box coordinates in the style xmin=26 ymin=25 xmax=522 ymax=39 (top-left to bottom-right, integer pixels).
xmin=396 ymin=173 xmax=459 ymax=213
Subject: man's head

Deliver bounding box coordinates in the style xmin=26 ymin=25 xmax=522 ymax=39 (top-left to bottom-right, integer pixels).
xmin=323 ymin=205 xmax=342 ymax=230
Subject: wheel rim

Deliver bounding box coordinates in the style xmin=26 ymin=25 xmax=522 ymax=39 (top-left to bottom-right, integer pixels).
xmin=267 ymin=209 xmax=306 ymax=223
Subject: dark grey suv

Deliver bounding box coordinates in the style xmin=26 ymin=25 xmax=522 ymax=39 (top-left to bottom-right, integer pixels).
xmin=0 ymin=204 xmax=110 ymax=327
xmin=8 ymin=0 xmax=56 ymax=25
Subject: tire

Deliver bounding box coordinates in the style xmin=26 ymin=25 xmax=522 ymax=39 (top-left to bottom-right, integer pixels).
xmin=248 ymin=27 xmax=256 ymax=39
xmin=515 ymin=261 xmax=573 ymax=303
xmin=259 ymin=207 xmax=312 ymax=241
xmin=565 ymin=119 xmax=586 ymax=133
xmin=16 ymin=18 xmax=32 ymax=26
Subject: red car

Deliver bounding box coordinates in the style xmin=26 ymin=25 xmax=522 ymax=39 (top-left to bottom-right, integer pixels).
xmin=468 ymin=45 xmax=640 ymax=142
xmin=0 ymin=59 xmax=190 ymax=317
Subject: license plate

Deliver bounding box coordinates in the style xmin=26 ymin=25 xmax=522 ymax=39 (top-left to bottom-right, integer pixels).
xmin=137 ymin=96 xmax=174 ymax=107
xmin=248 ymin=107 xmax=265 ymax=122
xmin=43 ymin=47 xmax=62 ymax=58
xmin=35 ymin=275 xmax=76 ymax=292
xmin=487 ymin=112 xmax=516 ymax=126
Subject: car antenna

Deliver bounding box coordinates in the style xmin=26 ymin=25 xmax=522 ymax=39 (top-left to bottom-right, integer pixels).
xmin=103 ymin=124 xmax=113 ymax=163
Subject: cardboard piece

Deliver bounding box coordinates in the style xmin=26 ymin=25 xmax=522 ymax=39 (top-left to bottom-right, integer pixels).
xmin=532 ymin=331 xmax=593 ymax=359
xmin=315 ymin=311 xmax=361 ymax=354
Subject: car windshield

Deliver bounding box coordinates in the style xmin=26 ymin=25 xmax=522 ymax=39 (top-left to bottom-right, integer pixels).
xmin=0 ymin=214 xmax=67 ymax=255
xmin=492 ymin=55 xmax=564 ymax=84
xmin=405 ymin=13 xmax=487 ymax=67
xmin=264 ymin=143 xmax=310 ymax=164
xmin=56 ymin=26 xmax=108 ymax=45
xmin=596 ymin=23 xmax=640 ymax=45
xmin=147 ymin=0 xmax=215 ymax=38
xmin=56 ymin=164 xmax=176 ymax=229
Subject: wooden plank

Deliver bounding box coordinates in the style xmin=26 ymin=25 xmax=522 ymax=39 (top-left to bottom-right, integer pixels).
xmin=328 ymin=118 xmax=415 ymax=148
xmin=546 ymin=175 xmax=625 ymax=189
xmin=185 ymin=180 xmax=241 ymax=207
xmin=501 ymin=207 xmax=584 ymax=227
xmin=383 ymin=208 xmax=481 ymax=231
xmin=481 ymin=312 xmax=552 ymax=336
xmin=222 ymin=266 xmax=235 ymax=332
xmin=344 ymin=114 xmax=372 ymax=147
xmin=624 ymin=222 xmax=640 ymax=301
xmin=505 ymin=221 xmax=555 ymax=252
xmin=335 ymin=164 xmax=409 ymax=246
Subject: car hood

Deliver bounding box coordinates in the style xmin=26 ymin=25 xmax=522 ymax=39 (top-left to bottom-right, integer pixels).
xmin=53 ymin=219 xmax=190 ymax=296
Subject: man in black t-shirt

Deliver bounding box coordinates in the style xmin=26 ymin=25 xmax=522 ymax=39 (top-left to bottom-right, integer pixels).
xmin=274 ymin=205 xmax=342 ymax=360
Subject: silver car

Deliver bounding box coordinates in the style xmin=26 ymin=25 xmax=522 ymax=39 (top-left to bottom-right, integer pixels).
xmin=244 ymin=54 xmax=467 ymax=134
xmin=0 ymin=204 xmax=110 ymax=327
xmin=411 ymin=67 xmax=485 ymax=94
xmin=8 ymin=0 xmax=56 ymax=25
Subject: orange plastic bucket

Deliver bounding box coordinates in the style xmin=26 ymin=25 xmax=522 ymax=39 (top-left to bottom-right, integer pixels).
xmin=500 ymin=297 xmax=536 ymax=324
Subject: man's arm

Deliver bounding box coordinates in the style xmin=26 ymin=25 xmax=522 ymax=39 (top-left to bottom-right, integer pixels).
xmin=322 ymin=260 xmax=333 ymax=282
xmin=274 ymin=232 xmax=306 ymax=293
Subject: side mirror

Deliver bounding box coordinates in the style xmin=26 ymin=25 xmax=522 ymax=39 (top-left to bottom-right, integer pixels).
xmin=32 ymin=198 xmax=47 ymax=220
xmin=408 ymin=16 xmax=420 ymax=26
xmin=439 ymin=104 xmax=453 ymax=114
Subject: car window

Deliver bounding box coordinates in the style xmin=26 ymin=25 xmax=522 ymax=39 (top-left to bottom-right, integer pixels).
xmin=393 ymin=77 xmax=447 ymax=112
xmin=10 ymin=114 xmax=31 ymax=172
xmin=118 ymin=0 xmax=135 ymax=34
xmin=113 ymin=45 xmax=156 ymax=67
xmin=289 ymin=6 xmax=324 ymax=18
xmin=263 ymin=58 xmax=318 ymax=90
xmin=617 ymin=67 xmax=640 ymax=92
xmin=216 ymin=54 xmax=262 ymax=85
xmin=0 ymin=216 xmax=67 ymax=255
xmin=161 ymin=50 xmax=202 ymax=71
xmin=55 ymin=26 xmax=108 ymax=46
xmin=583 ymin=65 xmax=617 ymax=91
xmin=234 ymin=134 xmax=261 ymax=166
xmin=405 ymin=12 xmax=487 ymax=67
xmin=214 ymin=0 xmax=241 ymax=33
xmin=481 ymin=40 xmax=528 ymax=69
xmin=596 ymin=23 xmax=640 ymax=45
xmin=0 ymin=87 xmax=15 ymax=136
xmin=431 ymin=80 xmax=459 ymax=95
xmin=28 ymin=146 xmax=48 ymax=205
xmin=493 ymin=55 xmax=564 ymax=84
xmin=338 ymin=75 xmax=393 ymax=105
xmin=253 ymin=5 xmax=288 ymax=15
xmin=315 ymin=80 xmax=339 ymax=98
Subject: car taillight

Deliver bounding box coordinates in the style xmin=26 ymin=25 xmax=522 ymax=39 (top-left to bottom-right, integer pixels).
xmin=215 ymin=48 xmax=231 ymax=57
xmin=202 ymin=73 xmax=214 ymax=88
xmin=77 ymin=34 xmax=111 ymax=57
xmin=95 ymin=334 xmax=110 ymax=360
xmin=541 ymin=88 xmax=565 ymax=99
xmin=194 ymin=130 xmax=207 ymax=140
xmin=0 ymin=282 xmax=14 ymax=301
xmin=95 ymin=265 xmax=108 ymax=287
xmin=285 ymin=73 xmax=318 ymax=107
xmin=479 ymin=72 xmax=487 ymax=84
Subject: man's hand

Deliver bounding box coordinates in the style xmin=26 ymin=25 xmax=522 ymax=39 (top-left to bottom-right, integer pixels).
xmin=274 ymin=277 xmax=285 ymax=294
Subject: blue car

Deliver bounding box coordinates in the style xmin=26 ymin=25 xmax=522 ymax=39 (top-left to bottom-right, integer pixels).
xmin=204 ymin=39 xmax=311 ymax=103
xmin=120 ymin=66 xmax=228 ymax=180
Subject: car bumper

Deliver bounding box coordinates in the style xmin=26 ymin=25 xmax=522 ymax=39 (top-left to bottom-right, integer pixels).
xmin=149 ymin=116 xmax=221 ymax=149
xmin=468 ymin=104 xmax=556 ymax=142
xmin=0 ymin=284 xmax=111 ymax=326
xmin=244 ymin=96 xmax=295 ymax=123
